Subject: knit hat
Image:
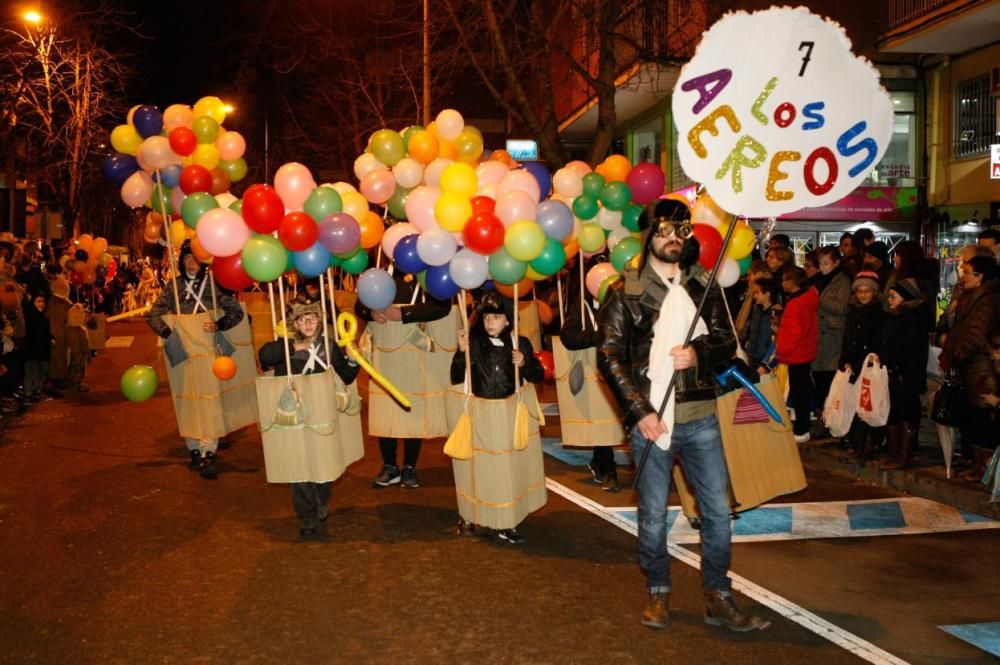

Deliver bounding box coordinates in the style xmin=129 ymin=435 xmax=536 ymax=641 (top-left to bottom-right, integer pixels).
xmin=889 ymin=277 xmax=921 ymax=302
xmin=851 ymin=270 xmax=880 ymax=292
xmin=51 ymin=275 xmax=70 ymax=300
xmin=863 ymin=241 xmax=889 ymax=264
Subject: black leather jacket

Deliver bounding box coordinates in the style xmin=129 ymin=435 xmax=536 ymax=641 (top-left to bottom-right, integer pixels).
xmin=597 ymin=261 xmax=735 ymax=430
xmin=450 ymin=329 xmax=543 ymax=398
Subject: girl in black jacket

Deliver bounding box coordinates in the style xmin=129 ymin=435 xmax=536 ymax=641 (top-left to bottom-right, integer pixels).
xmin=838 ymin=271 xmax=887 ymax=459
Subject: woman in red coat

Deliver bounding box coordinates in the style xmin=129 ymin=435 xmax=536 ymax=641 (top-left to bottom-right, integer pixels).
xmin=776 ymin=266 xmax=819 ymax=442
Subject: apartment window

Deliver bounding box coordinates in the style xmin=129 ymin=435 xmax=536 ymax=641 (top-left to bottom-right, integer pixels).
xmin=953 ymin=75 xmax=997 ymax=158
xmin=866 ymin=91 xmax=916 ymax=186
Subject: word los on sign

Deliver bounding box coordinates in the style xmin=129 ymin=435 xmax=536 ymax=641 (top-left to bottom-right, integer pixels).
xmin=681 ymin=68 xmax=880 ymax=202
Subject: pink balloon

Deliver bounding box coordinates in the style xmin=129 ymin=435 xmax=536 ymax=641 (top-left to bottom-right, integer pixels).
xmin=625 ymin=162 xmax=666 ymax=205
xmin=423 ymin=158 xmax=452 ymax=188
xmin=274 ymin=162 xmax=317 ymax=211
xmin=494 ymin=190 xmax=537 ymax=228
xmin=565 ymin=160 xmax=593 ymax=177
xmin=215 ymin=131 xmax=246 ymax=161
xmin=475 ymin=161 xmax=509 ymax=188
xmin=496 ymin=170 xmax=541 ymax=203
xmin=381 ymin=222 xmax=417 ymax=257
xmin=139 ymin=136 xmax=176 ymax=171
xmin=196 ymin=208 xmax=251 ymax=257
xmin=163 ymin=104 xmax=194 ymax=132
xmin=170 ymin=187 xmax=187 ymax=215
xmin=121 ymin=171 xmax=153 ymax=208
xmin=404 ymin=185 xmax=441 ymax=233
xmin=360 ymin=169 xmax=397 ymax=205
xmin=586 ymin=263 xmax=618 ymax=299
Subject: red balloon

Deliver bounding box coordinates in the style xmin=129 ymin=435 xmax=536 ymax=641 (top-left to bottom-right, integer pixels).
xmin=69 ymin=270 xmax=84 ymax=286
xmin=212 ymin=253 xmax=254 ymax=290
xmin=179 ymin=165 xmax=213 ymax=195
xmin=470 ymin=195 xmax=496 ymax=215
xmin=462 ymin=211 xmax=505 ymax=255
xmin=278 ymin=211 xmax=319 ymax=252
xmin=691 ymin=223 xmax=723 ymax=270
xmin=534 ymin=350 xmax=555 ymax=380
xmin=168 ymin=127 xmax=197 ymax=157
xmin=242 ymin=184 xmax=284 ymax=234
xmin=209 ymin=167 xmax=231 ymax=196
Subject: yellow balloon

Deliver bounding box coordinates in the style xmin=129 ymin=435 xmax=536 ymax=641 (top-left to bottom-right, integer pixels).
xmin=453 ymin=129 xmax=484 ymax=164
xmin=525 ymin=265 xmax=546 ymax=281
xmin=439 ymin=162 xmax=477 ymax=198
xmin=126 ymin=105 xmax=141 ymax=126
xmin=336 ymin=312 xmax=411 ymax=408
xmin=170 ymin=220 xmax=187 ymax=247
xmin=193 ymin=96 xmax=227 ymax=124
xmin=434 ymin=192 xmax=473 ymax=233
xmin=110 ymin=124 xmax=143 ymax=155
xmin=725 ymin=219 xmax=757 ymax=260
xmin=341 ymin=191 xmax=370 ymax=223
xmin=191 ymin=144 xmax=221 ymax=170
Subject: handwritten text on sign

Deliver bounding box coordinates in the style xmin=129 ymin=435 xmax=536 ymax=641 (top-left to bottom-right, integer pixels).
xmin=672 ymin=7 xmax=894 ymax=218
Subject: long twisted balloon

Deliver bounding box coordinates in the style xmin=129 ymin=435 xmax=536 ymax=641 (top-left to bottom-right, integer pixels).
xmin=336 ymin=312 xmax=412 ymax=409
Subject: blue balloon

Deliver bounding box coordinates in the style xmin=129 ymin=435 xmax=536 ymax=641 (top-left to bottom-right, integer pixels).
xmin=101 ymin=153 xmax=138 ymax=185
xmin=293 ymin=242 xmax=331 ymax=278
xmin=153 ymin=164 xmax=182 ymax=189
xmin=393 ymin=234 xmax=428 ymax=274
xmin=356 ymin=268 xmax=397 ymax=311
xmin=536 ymin=200 xmax=574 ymax=242
xmin=424 ymin=263 xmax=460 ymax=301
xmin=521 ymin=162 xmax=551 ymax=200
xmin=133 ymin=105 xmax=163 ymax=139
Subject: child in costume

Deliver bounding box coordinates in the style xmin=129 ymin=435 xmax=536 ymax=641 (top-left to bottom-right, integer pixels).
xmin=450 ymin=292 xmax=546 ymax=543
xmin=259 ymin=297 xmax=360 ymax=538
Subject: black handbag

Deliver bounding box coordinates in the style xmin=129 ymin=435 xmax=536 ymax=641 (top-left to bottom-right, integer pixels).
xmin=931 ymin=374 xmax=963 ymax=426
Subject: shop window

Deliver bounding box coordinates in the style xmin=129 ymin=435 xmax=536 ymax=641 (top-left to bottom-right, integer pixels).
xmin=867 ymin=91 xmax=916 ymax=186
xmin=953 ymin=75 xmax=997 ymax=158
xmin=632 ymin=113 xmax=663 ymax=167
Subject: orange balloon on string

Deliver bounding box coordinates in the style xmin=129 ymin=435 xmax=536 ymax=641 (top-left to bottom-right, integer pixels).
xmin=212 ymin=356 xmax=237 ymax=381
xmin=359 ymin=211 xmax=385 ymax=249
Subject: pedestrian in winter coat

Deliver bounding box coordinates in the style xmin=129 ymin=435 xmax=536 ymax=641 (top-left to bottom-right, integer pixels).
xmin=21 ymin=291 xmax=53 ymax=402
xmin=744 ymin=277 xmax=780 ymax=373
xmin=877 ymin=278 xmax=932 ymax=469
xmin=812 ymin=247 xmax=852 ymax=414
xmin=776 ymin=267 xmax=819 ymax=440
xmin=839 ymin=271 xmax=888 ymax=459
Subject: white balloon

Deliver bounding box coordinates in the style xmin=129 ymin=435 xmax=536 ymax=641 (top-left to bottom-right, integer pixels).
xmin=449 ymin=248 xmax=489 ymax=289
xmin=423 ymin=158 xmax=453 ymax=188
xmin=139 ymin=136 xmax=176 ymax=171
xmin=215 ymin=192 xmax=237 ymax=208
xmin=496 ymin=170 xmax=541 ymax=203
xmin=416 ymin=228 xmax=458 ymax=267
xmin=718 ymin=257 xmax=741 ymax=288
xmin=354 ymin=153 xmax=388 ymax=182
xmin=326 ymin=181 xmax=357 ymax=196
xmin=121 ymin=171 xmax=154 ymax=208
xmin=552 ymin=167 xmax=583 ymax=199
xmin=393 ymin=158 xmax=424 ymax=189
xmin=435 ymin=109 xmax=465 ymax=142
xmin=596 ymin=206 xmax=623 ymax=230
xmin=476 ymin=183 xmax=497 ymax=200
xmin=606 ymin=226 xmax=633 ymax=250
xmin=475 ymin=161 xmax=509 ymax=187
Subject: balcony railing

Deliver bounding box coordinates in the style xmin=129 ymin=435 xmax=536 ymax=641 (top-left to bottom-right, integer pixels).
xmin=888 ymin=0 xmax=965 ymax=30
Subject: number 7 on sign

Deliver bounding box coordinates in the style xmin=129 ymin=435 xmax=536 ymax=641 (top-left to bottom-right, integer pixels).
xmin=798 ymin=41 xmax=815 ymax=76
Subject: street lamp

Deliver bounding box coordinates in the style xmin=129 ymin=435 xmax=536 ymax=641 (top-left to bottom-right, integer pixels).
xmin=23 ymin=10 xmax=43 ymax=25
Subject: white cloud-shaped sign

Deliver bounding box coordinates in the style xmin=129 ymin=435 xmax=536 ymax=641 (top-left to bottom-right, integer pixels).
xmin=672 ymin=6 xmax=894 ymax=218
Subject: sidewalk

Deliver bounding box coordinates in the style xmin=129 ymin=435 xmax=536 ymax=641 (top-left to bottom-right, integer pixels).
xmin=799 ymin=421 xmax=998 ymax=519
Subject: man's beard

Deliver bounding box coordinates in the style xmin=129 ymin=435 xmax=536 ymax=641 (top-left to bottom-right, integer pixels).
xmin=650 ymin=242 xmax=682 ymax=263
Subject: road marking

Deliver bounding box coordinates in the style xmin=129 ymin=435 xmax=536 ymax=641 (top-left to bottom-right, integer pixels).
xmin=938 ymin=622 xmax=1000 ymax=658
xmin=545 ymin=477 xmax=911 ymax=665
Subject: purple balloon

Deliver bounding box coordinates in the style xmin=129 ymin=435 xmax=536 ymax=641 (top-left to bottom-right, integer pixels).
xmin=521 ymin=162 xmax=551 ymax=200
xmin=318 ymin=212 xmax=362 ymax=256
xmin=536 ymin=200 xmax=574 ymax=242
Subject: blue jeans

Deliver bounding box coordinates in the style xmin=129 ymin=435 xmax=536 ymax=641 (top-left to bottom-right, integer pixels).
xmin=630 ymin=414 xmax=732 ymax=594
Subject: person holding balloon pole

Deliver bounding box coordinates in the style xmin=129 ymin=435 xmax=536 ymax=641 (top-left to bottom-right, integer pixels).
xmin=147 ymin=241 xmax=247 ymax=479
xmin=597 ymin=199 xmax=770 ymax=632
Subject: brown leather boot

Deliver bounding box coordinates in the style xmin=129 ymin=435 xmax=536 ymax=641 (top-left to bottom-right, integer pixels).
xmin=641 ymin=592 xmax=670 ymax=629
xmin=704 ymin=590 xmax=771 ymax=632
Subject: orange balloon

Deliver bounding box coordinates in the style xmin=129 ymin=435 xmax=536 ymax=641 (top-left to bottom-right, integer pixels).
xmin=359 ymin=211 xmax=385 ymax=249
xmin=494 ymin=276 xmax=534 ymax=299
xmin=663 ymin=192 xmax=693 ymax=210
xmin=191 ymin=236 xmax=214 ymax=263
xmin=598 ymin=154 xmax=632 ymax=182
xmin=490 ymin=149 xmax=513 ymax=166
xmin=562 ymin=237 xmax=579 ymax=258
xmin=407 ymin=130 xmax=439 ymax=164
xmin=536 ymin=300 xmax=554 ymax=325
xmin=212 ymin=356 xmax=237 ymax=381
xmin=437 ymin=140 xmax=456 ymax=160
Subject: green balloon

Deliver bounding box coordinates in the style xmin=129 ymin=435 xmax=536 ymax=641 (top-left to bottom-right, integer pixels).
xmin=737 ymin=253 xmax=753 ymax=275
xmin=610 ymin=236 xmax=642 ymax=272
xmin=402 ymin=125 xmax=424 ymax=152
xmin=529 ymin=237 xmax=566 ymax=277
xmin=572 ymin=194 xmax=599 ymax=221
xmin=334 ymin=246 xmax=363 ymax=261
xmin=504 ymin=220 xmax=546 ymax=261
xmin=304 ymin=187 xmax=343 ymax=222
xmin=229 ymin=198 xmax=243 ymax=214
xmin=328 ymin=253 xmax=342 ymax=268
xmin=181 ymin=192 xmax=218 ymax=228
xmin=488 ymin=247 xmax=527 ymax=285
xmin=600 ymin=181 xmax=632 ymax=211
xmin=598 ymin=274 xmax=621 ymax=303
xmin=622 ymin=203 xmax=643 ymax=232
xmin=121 ymin=365 xmax=158 ymax=402
xmin=582 ymin=172 xmax=606 ymax=198
xmin=370 ymin=129 xmax=405 ymax=166
xmin=192 ymin=115 xmax=220 ymax=144
xmin=149 ymin=184 xmax=172 ymax=215
xmin=577 ymin=223 xmax=605 ymax=252
xmin=387 ymin=186 xmax=411 ymax=220
xmin=341 ymin=248 xmax=369 ymax=275
xmin=220 ymin=158 xmax=248 ymax=182
xmin=242 ymin=235 xmax=288 ymax=282
xmin=416 ymin=269 xmax=428 ymax=291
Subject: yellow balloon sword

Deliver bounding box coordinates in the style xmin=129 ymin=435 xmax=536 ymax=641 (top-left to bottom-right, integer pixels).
xmin=336 ymin=311 xmax=412 ymax=409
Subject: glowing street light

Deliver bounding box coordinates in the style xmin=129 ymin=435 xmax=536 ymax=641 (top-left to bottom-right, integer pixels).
xmin=223 ymin=104 xmax=235 ymax=114
xmin=23 ymin=10 xmax=43 ymax=24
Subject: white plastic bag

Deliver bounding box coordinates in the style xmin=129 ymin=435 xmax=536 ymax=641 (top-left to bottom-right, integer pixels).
xmin=856 ymin=353 xmax=890 ymax=427
xmin=823 ymin=368 xmax=858 ymax=437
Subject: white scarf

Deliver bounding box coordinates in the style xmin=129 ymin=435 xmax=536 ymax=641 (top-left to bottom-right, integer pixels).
xmin=647 ymin=272 xmax=707 ymax=450
xmin=182 ymin=275 xmax=208 ymax=313
xmin=301 ymin=339 xmax=328 ymax=373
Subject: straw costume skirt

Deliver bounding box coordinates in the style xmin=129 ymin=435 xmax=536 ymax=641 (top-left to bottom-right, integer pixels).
xmin=256 ymin=369 xmax=364 ymax=483
xmin=366 ymin=307 xmax=459 ymax=439
xmin=552 ymin=336 xmax=625 ymax=446
xmin=161 ymin=309 xmax=257 ymax=441
xmin=673 ymin=376 xmax=806 ymax=518
xmin=451 ymin=384 xmax=547 ymax=530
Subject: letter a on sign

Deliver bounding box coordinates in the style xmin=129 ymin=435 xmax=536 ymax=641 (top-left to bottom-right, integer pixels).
xmin=680 ymin=69 xmax=733 ymax=115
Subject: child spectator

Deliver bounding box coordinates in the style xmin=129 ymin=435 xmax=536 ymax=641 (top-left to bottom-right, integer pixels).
xmin=776 ymin=266 xmax=819 ymax=442
xmin=21 ymin=291 xmax=54 ymax=404
xmin=745 ymin=277 xmax=780 ymax=374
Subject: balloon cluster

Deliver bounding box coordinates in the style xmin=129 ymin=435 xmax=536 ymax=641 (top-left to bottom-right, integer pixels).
xmin=60 ymin=234 xmax=116 ymax=287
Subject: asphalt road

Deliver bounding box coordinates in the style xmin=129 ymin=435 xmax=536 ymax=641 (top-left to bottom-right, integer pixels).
xmin=0 ymin=317 xmax=995 ymax=664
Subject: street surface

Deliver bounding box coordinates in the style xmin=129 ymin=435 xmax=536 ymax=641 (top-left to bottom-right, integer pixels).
xmin=0 ymin=317 xmax=997 ymax=664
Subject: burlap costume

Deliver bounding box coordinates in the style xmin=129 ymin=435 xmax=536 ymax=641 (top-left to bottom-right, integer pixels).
xmin=552 ymin=336 xmax=625 ymax=446
xmin=517 ymin=299 xmax=542 ymax=350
